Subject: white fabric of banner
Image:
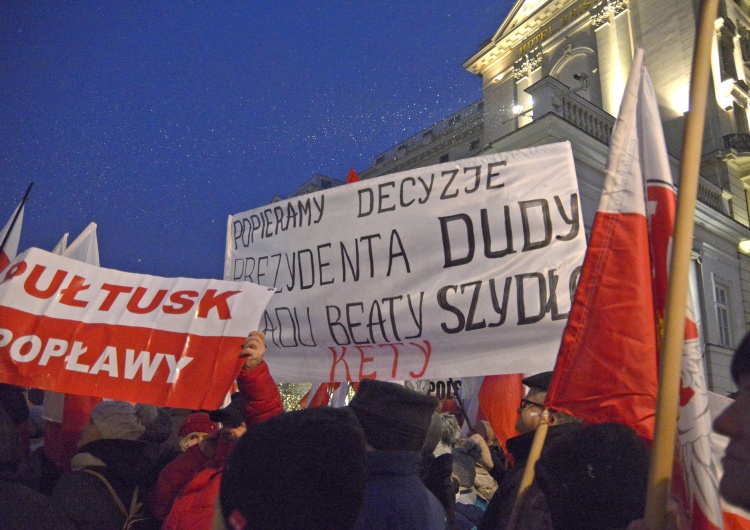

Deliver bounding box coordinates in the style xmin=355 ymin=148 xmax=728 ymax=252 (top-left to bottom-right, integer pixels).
xmin=226 ymin=143 xmax=586 ymax=383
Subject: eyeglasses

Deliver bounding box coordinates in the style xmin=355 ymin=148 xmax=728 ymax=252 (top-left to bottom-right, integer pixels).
xmin=517 ymin=398 xmax=544 ymax=414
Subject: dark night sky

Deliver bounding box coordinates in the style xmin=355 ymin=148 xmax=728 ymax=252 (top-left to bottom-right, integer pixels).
xmin=1 ymin=2 xmax=514 ymax=279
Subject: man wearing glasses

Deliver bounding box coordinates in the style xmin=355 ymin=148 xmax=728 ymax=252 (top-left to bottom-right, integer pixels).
xmin=478 ymin=371 xmax=582 ymax=530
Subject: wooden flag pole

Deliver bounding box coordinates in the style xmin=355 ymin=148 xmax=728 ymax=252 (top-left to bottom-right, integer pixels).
xmin=508 ymin=408 xmax=550 ymax=526
xmin=644 ymin=0 xmax=719 ymax=528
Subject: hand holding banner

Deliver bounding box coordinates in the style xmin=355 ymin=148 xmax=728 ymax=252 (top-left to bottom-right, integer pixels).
xmin=0 ymin=248 xmax=274 ymax=409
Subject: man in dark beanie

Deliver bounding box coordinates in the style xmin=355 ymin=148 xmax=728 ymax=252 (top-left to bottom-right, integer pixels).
xmin=348 ymin=378 xmax=447 ymax=529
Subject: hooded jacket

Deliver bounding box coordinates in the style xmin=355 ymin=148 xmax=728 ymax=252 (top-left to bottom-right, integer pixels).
xmin=52 ymin=438 xmax=157 ymax=530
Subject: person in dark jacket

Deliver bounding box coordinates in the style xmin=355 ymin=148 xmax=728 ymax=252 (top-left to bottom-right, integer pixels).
xmin=348 ymin=379 xmax=448 ymax=530
xmin=0 ymin=406 xmax=75 ymax=530
xmin=478 ymin=372 xmax=581 ymax=530
xmin=51 ymin=400 xmax=155 ymax=530
xmin=216 ymin=406 xmax=368 ymax=529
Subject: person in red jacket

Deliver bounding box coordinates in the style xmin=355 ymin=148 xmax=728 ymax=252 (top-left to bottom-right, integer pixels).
xmin=150 ymin=331 xmax=283 ymax=529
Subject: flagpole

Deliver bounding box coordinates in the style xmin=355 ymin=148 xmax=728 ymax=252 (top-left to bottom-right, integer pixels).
xmin=644 ymin=0 xmax=719 ymax=528
xmin=449 ymin=378 xmax=474 ymax=433
xmin=508 ymin=408 xmax=549 ymax=526
xmin=0 ymin=182 xmax=33 ymax=260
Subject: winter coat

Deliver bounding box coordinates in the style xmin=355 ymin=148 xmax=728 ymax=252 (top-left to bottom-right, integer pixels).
xmin=51 ymin=438 xmax=157 ymax=530
xmin=0 ymin=474 xmax=75 ymax=530
xmin=155 ymin=361 xmax=283 ymax=529
xmin=354 ymin=450 xmax=448 ymax=530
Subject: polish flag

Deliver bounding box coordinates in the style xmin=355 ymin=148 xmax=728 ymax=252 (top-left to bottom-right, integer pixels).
xmin=0 ymin=202 xmax=25 ymax=273
xmin=42 ymin=223 xmax=103 ymax=472
xmin=545 ymin=47 xmax=658 ymax=441
xmin=300 ymin=382 xmax=340 ymax=408
xmin=477 ymin=373 xmax=524 ymax=450
xmin=545 ymin=47 xmax=724 ymax=529
xmin=346 ymin=168 xmax=360 ymax=184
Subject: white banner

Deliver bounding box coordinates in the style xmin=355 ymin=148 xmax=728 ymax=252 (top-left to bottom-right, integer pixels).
xmin=226 ymin=142 xmax=586 ymax=382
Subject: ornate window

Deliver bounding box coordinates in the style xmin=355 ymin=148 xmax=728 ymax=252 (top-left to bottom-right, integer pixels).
xmin=714 ymin=279 xmax=732 ymax=347
xmin=717 ymin=19 xmax=738 ymax=81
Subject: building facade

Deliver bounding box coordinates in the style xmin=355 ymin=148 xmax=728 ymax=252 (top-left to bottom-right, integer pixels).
xmin=355 ymin=0 xmax=750 ymax=395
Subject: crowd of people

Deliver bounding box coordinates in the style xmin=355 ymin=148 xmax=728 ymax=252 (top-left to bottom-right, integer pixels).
xmin=0 ymin=328 xmax=748 ymax=530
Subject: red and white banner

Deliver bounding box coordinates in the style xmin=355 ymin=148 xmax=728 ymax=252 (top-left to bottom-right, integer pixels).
xmin=0 ymin=248 xmax=274 ymax=409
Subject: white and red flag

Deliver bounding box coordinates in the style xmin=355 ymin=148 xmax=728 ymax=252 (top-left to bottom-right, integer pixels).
xmin=477 ymin=373 xmax=524 ymax=450
xmin=545 ymin=48 xmax=724 ymax=529
xmin=346 ymin=168 xmax=360 ymax=184
xmin=41 ymin=224 xmax=103 ymax=471
xmin=0 ymin=202 xmax=25 ymax=273
xmin=544 ymin=48 xmax=659 ymax=441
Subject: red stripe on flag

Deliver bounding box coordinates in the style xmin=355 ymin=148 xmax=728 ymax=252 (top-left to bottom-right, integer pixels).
xmin=0 ymin=306 xmax=244 ymax=409
xmin=546 ymin=211 xmax=658 ymax=440
xmin=478 ymin=374 xmax=523 ymax=450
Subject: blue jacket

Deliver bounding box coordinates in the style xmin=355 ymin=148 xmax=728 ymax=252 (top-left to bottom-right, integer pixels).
xmin=354 ymin=450 xmax=447 ymax=530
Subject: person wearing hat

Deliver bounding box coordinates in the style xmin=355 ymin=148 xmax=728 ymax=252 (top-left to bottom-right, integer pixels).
xmin=153 ymin=331 xmax=284 ymax=530
xmin=51 ymin=400 xmax=157 ymax=530
xmin=177 ymin=412 xmax=219 ymax=452
xmin=478 ymin=371 xmax=582 ymax=530
xmin=348 ymin=378 xmax=448 ymax=530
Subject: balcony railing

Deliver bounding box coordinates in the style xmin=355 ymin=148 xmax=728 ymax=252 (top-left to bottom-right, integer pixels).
xmin=724 ymin=133 xmax=750 ymax=154
xmin=526 ymin=75 xmax=614 ymax=144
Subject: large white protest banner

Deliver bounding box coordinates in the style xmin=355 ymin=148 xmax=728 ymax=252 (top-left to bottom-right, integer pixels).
xmin=226 ymin=142 xmax=586 ymax=383
xmin=0 ymin=248 xmax=274 ymax=409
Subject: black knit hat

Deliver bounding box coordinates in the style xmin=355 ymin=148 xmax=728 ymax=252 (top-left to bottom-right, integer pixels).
xmin=220 ymin=407 xmax=367 ymax=530
xmin=534 ymin=423 xmax=649 ymax=530
xmin=521 ymin=371 xmax=554 ymax=392
xmin=209 ymin=392 xmax=244 ymax=428
xmin=348 ymin=379 xmax=439 ymax=452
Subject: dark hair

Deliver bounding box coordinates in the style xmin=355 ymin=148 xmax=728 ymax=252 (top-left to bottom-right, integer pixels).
xmin=220 ymin=407 xmax=367 ymax=530
xmin=732 ymin=331 xmax=750 ymax=385
xmin=535 ymin=423 xmax=650 ymax=530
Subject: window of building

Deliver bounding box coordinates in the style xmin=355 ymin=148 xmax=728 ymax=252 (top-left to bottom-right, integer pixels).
xmin=376 ymin=156 xmax=385 ymax=164
xmin=719 ymin=32 xmax=738 ymax=81
xmin=422 ymin=130 xmax=433 ymax=139
xmin=448 ymin=115 xmax=461 ymax=126
xmin=439 ymin=153 xmax=450 ymax=163
xmin=740 ymin=25 xmax=750 ymax=63
xmin=470 ymin=139 xmax=480 ymax=151
xmin=734 ymin=101 xmax=750 ymax=133
xmin=714 ymin=279 xmax=732 ymax=347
